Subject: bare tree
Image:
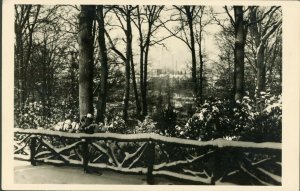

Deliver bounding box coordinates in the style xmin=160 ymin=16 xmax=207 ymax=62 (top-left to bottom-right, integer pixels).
xmin=175 ymin=6 xmax=199 ymax=97
xmin=224 ymin=6 xmax=282 ymax=101
xmin=265 ymin=30 xmax=282 ymax=92
xmin=15 ymin=5 xmax=41 ymax=107
xmin=95 ymin=5 xmax=108 ymax=123
xmin=105 ymin=5 xmax=137 ymax=122
xmin=248 ymin=6 xmax=282 ymax=96
xmin=194 ymin=6 xmax=211 ymax=103
xmin=133 ymin=5 xmax=164 ymax=116
xmin=160 ymin=6 xmax=204 ymax=99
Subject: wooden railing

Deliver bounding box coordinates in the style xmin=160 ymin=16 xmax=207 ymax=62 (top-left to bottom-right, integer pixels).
xmin=14 ymin=128 xmax=282 ymax=185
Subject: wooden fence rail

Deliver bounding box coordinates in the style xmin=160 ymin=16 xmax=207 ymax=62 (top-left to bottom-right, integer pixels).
xmin=14 ymin=128 xmax=282 ymax=185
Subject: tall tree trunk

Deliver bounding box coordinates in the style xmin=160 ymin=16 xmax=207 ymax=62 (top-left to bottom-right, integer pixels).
xmin=78 ymin=5 xmax=95 ymax=119
xmin=127 ymin=6 xmax=141 ymax=117
xmin=140 ymin=15 xmax=152 ymax=117
xmin=185 ymin=7 xmax=197 ymax=96
xmin=142 ymin=36 xmax=151 ymax=116
xmin=131 ymin=53 xmax=142 ymax=116
xmin=139 ymin=44 xmax=145 ymax=116
xmin=15 ymin=26 xmax=25 ymax=107
xmin=197 ymin=24 xmax=204 ymax=104
xmin=199 ymin=48 xmax=204 ymax=103
xmin=267 ymin=38 xmax=280 ymax=87
xmin=15 ymin=5 xmax=33 ymax=107
xmin=233 ymin=6 xmax=246 ymax=101
xmin=42 ymin=38 xmax=47 ymax=119
xmin=135 ymin=6 xmax=163 ymax=117
xmin=136 ymin=7 xmax=145 ymax=117
xmin=95 ymin=5 xmax=108 ymax=123
xmin=250 ymin=7 xmax=265 ymax=96
xmin=23 ymin=5 xmax=40 ymax=103
xmin=249 ymin=7 xmax=281 ymax=98
xmin=256 ymin=45 xmax=266 ymax=94
xmin=123 ymin=7 xmax=131 ymax=122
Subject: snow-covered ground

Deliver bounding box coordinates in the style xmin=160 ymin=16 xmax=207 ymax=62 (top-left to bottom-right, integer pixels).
xmin=14 ymin=160 xmax=182 ymax=184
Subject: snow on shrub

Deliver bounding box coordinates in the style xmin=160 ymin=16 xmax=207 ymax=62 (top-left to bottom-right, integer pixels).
xmin=15 ymin=93 xmax=281 ymax=142
xmin=248 ymin=94 xmax=282 ymax=142
xmin=181 ymin=94 xmax=281 ymax=142
xmin=105 ymin=116 xmax=127 ymax=133
xmin=15 ymin=101 xmax=54 ymax=129
xmin=15 ymin=101 xmax=79 ymax=129
xmin=135 ymin=116 xmax=158 ymax=134
xmin=152 ymin=105 xmax=178 ymax=137
xmin=52 ymin=119 xmax=80 ymax=132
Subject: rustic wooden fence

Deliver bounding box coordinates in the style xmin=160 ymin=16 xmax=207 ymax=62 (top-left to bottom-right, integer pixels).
xmin=14 ymin=128 xmax=281 ymax=185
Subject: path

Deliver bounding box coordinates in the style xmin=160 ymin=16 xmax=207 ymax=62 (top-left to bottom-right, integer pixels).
xmin=14 ymin=160 xmax=180 ymax=184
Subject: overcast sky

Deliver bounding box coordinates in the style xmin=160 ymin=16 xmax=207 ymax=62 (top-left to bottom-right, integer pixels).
xmin=22 ymin=5 xmax=232 ymax=73
xmin=102 ymin=6 xmax=230 ymax=72
xmin=138 ymin=6 xmax=228 ymax=72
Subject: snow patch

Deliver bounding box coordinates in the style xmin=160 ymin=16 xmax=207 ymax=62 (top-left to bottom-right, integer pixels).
xmin=153 ymin=170 xmax=211 ymax=184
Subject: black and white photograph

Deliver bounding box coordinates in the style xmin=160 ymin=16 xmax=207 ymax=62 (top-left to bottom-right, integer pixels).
xmin=1 ymin=0 xmax=300 ymax=190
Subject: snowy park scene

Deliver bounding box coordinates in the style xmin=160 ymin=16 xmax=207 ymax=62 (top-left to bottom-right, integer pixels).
xmin=12 ymin=3 xmax=283 ymax=186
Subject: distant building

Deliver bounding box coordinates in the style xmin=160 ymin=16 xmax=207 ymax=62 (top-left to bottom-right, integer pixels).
xmin=152 ymin=69 xmax=163 ymax=76
xmin=150 ymin=68 xmax=190 ymax=79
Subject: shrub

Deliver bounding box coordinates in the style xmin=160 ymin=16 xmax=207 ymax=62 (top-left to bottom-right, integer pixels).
xmin=15 ymin=101 xmax=78 ymax=130
xmin=244 ymin=94 xmax=282 ymax=142
xmin=15 ymin=93 xmax=281 ymax=143
xmin=134 ymin=116 xmax=158 ymax=134
xmin=180 ymin=94 xmax=281 ymax=142
xmin=151 ymin=105 xmax=178 ymax=137
xmin=105 ymin=116 xmax=127 ymax=134
xmin=15 ymin=101 xmax=54 ymax=129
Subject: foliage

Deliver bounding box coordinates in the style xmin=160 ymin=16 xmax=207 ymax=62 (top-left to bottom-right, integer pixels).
xmin=105 ymin=116 xmax=127 ymax=134
xmin=152 ymin=105 xmax=178 ymax=137
xmin=15 ymin=93 xmax=282 ymax=144
xmin=247 ymin=92 xmax=282 ymax=142
xmin=15 ymin=101 xmax=79 ymax=129
xmin=15 ymin=101 xmax=49 ymax=129
xmin=180 ymin=93 xmax=281 ymax=142
xmin=134 ymin=116 xmax=158 ymax=134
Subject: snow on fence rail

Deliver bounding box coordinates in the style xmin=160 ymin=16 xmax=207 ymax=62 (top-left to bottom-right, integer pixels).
xmin=14 ymin=128 xmax=282 ymax=185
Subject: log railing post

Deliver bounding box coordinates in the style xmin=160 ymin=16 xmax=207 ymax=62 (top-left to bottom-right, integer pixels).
xmin=146 ymin=141 xmax=155 ymax=184
xmin=82 ymin=138 xmax=90 ymax=173
xmin=30 ymin=136 xmax=37 ymax=166
xmin=210 ymin=148 xmax=223 ymax=185
xmin=210 ymin=148 xmax=220 ymax=185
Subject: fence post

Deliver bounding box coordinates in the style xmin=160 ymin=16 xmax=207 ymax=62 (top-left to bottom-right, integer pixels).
xmin=82 ymin=138 xmax=90 ymax=173
xmin=210 ymin=148 xmax=220 ymax=185
xmin=210 ymin=148 xmax=224 ymax=185
xmin=146 ymin=141 xmax=155 ymax=185
xmin=30 ymin=136 xmax=37 ymax=166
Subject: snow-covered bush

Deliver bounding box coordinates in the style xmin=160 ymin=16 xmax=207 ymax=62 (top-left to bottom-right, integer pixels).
xmin=152 ymin=105 xmax=178 ymax=137
xmin=135 ymin=116 xmax=158 ymax=134
xmin=181 ymin=98 xmax=236 ymax=141
xmin=15 ymin=101 xmax=54 ymax=129
xmin=15 ymin=93 xmax=281 ymax=142
xmin=245 ymin=94 xmax=282 ymax=142
xmin=52 ymin=119 xmax=80 ymax=132
xmin=105 ymin=116 xmax=127 ymax=134
xmin=182 ymin=94 xmax=281 ymax=142
xmin=15 ymin=101 xmax=79 ymax=129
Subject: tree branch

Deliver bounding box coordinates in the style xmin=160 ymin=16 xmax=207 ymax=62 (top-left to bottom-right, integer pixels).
xmin=105 ymin=30 xmax=127 ymax=62
xmin=224 ymin=6 xmax=235 ymax=27
xmin=247 ymin=6 xmax=280 ymax=27
xmin=262 ymin=20 xmax=282 ymax=42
